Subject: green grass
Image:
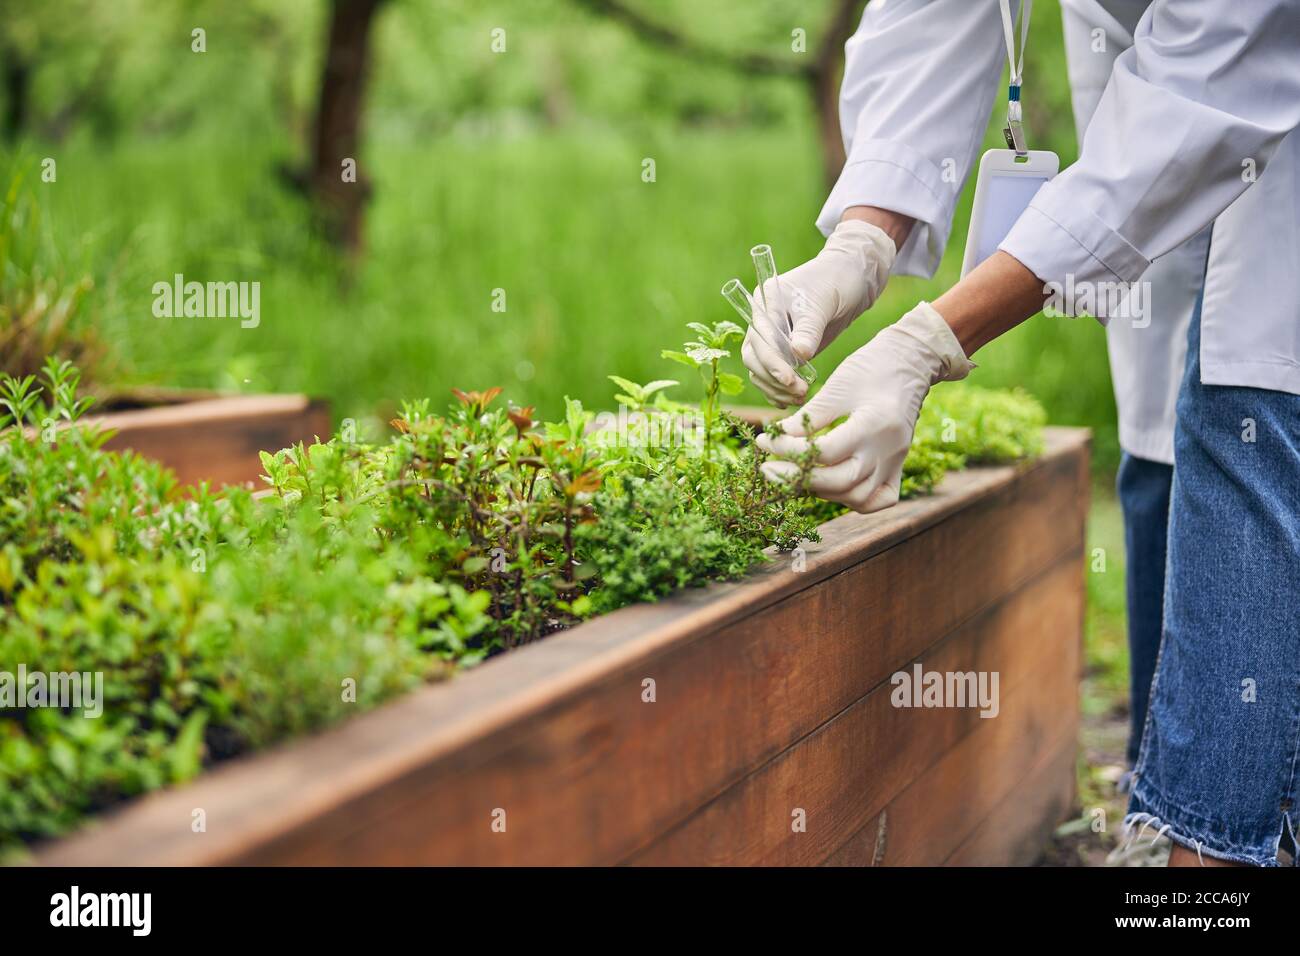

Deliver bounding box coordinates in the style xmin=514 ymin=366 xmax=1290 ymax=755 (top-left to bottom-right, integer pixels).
xmin=1085 ymin=487 xmax=1128 ymax=713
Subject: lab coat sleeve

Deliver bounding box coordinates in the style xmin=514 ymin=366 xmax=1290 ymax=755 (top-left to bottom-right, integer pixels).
xmin=1000 ymin=0 xmax=1300 ymax=317
xmin=817 ymin=0 xmax=1018 ymax=277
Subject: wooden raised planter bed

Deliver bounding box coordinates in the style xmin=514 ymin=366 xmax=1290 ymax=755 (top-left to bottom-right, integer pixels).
xmin=88 ymin=388 xmax=331 ymax=488
xmin=36 ymin=427 xmax=1089 ymax=866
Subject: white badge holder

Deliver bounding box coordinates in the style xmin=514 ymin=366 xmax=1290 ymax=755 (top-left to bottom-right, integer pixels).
xmin=960 ymin=148 xmax=1058 ymax=276
xmin=960 ymin=0 xmax=1059 ymax=277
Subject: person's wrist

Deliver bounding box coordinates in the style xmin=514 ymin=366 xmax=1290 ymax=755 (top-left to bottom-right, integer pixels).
xmin=931 ymin=251 xmax=1050 ymax=355
xmin=841 ymin=206 xmax=914 ymax=251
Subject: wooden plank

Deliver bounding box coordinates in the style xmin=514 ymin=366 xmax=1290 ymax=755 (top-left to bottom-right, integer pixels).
xmin=94 ymin=386 xmax=224 ymax=410
xmin=944 ymin=738 xmax=1078 ymax=866
xmin=627 ymin=556 xmax=1082 ymax=865
xmin=826 ymin=736 xmax=1078 ymax=868
xmin=823 ymin=624 xmax=1079 ymax=867
xmin=35 ymin=429 xmax=1088 ymax=866
xmin=825 ymin=538 xmax=1083 ymax=868
xmin=822 ymin=810 xmax=890 ymax=867
xmin=94 ymin=394 xmax=332 ymax=488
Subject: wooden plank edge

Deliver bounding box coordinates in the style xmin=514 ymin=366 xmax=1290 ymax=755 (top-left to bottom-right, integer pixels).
xmin=90 ymin=393 xmax=315 ymax=432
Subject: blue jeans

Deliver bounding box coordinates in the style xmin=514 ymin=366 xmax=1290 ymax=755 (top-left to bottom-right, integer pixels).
xmin=1116 ymin=453 xmax=1172 ymax=770
xmin=1126 ymin=291 xmax=1300 ymax=866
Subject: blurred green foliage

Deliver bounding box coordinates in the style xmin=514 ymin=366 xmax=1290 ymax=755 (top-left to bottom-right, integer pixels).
xmin=1 ymin=1 xmax=1111 ymax=465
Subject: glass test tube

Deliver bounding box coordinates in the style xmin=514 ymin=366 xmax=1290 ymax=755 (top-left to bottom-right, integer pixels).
xmin=749 ymin=244 xmax=816 ymax=384
xmin=720 ymin=279 xmax=816 ymax=386
xmin=750 ymin=244 xmax=791 ymax=335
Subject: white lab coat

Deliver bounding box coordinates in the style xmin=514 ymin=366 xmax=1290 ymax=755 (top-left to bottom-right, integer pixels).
xmin=1061 ymin=0 xmax=1208 ymax=465
xmin=818 ymin=0 xmax=1300 ymax=435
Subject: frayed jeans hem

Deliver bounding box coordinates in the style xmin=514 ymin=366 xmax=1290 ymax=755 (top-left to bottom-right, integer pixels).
xmin=1126 ymin=778 xmax=1283 ymax=867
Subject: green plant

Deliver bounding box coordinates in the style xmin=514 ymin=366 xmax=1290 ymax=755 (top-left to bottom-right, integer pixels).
xmin=902 ymin=383 xmax=1047 ymax=496
xmin=0 ymin=330 xmax=1043 ymax=855
xmin=0 ymin=168 xmax=110 ymax=386
xmin=662 ymin=321 xmax=747 ymax=467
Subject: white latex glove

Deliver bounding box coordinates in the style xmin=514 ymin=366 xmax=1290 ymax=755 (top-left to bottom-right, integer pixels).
xmin=755 ymin=302 xmax=974 ymax=514
xmin=742 ymin=219 xmax=896 ymax=407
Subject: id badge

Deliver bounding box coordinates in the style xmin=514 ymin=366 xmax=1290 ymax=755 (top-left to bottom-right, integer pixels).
xmin=960 ymin=148 xmax=1059 ymax=277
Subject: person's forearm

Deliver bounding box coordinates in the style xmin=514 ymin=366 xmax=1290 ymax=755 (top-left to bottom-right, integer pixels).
xmin=931 ymin=251 xmax=1050 ymax=356
xmin=842 ymin=206 xmax=915 ymax=251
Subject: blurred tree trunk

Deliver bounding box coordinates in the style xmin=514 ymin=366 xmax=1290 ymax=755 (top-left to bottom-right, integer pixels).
xmin=309 ymin=0 xmax=389 ymax=257
xmin=3 ymin=58 xmax=30 ymax=141
xmin=810 ymin=0 xmax=867 ymax=188
xmin=572 ymin=0 xmax=866 ymax=191
xmin=41 ymin=48 xmax=118 ymax=143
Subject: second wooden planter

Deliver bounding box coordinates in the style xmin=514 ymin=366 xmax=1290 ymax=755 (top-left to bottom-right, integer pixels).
xmin=88 ymin=389 xmax=332 ymax=488
xmin=37 ymin=428 xmax=1089 ymax=866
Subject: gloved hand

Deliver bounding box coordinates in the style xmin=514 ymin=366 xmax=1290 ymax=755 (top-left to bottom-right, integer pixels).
xmin=742 ymin=218 xmax=896 ymax=407
xmin=755 ymin=301 xmax=974 ymax=514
